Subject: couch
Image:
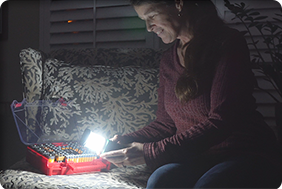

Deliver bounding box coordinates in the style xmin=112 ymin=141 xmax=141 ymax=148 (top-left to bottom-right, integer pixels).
xmin=0 ymin=47 xmax=163 ymax=189
xmin=0 ymin=47 xmax=280 ymax=188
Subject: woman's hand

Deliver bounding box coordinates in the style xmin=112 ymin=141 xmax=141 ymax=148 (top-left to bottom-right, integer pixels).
xmin=100 ymin=142 xmax=145 ymax=167
xmin=109 ymin=135 xmax=130 ymax=144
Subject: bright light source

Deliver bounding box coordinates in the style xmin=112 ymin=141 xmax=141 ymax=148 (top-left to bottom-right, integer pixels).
xmin=81 ymin=129 xmax=126 ymax=155
xmin=83 ymin=132 xmax=107 ymax=154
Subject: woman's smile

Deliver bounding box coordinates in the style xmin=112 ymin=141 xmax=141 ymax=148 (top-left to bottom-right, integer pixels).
xmin=156 ymin=29 xmax=164 ymax=36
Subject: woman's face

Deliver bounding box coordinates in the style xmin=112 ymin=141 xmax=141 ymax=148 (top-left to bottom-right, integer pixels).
xmin=134 ymin=2 xmax=182 ymax=44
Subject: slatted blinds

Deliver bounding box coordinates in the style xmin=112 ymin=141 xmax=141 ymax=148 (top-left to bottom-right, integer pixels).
xmin=216 ymin=0 xmax=282 ymax=135
xmin=40 ymin=0 xmax=157 ymax=52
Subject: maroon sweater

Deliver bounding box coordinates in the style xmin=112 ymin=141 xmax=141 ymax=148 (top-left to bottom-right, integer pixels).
xmin=124 ymin=30 xmax=278 ymax=169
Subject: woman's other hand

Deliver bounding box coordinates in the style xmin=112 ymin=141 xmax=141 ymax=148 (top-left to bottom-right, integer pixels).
xmin=100 ymin=142 xmax=145 ymax=167
xmin=109 ymin=135 xmax=128 ymax=144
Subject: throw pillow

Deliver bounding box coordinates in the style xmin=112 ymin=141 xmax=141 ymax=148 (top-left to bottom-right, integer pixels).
xmin=43 ymin=58 xmax=159 ymax=139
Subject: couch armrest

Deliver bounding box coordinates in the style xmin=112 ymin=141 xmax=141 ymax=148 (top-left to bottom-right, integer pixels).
xmin=19 ymin=48 xmax=46 ymax=102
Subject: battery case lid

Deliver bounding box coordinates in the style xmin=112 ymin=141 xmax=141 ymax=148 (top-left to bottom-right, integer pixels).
xmin=11 ymin=99 xmax=81 ymax=145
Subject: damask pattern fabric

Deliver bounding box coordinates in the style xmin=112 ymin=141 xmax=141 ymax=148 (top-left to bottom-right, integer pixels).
xmin=0 ymin=159 xmax=152 ymax=189
xmin=43 ymin=59 xmax=159 ymax=138
xmin=48 ymin=48 xmax=162 ymax=68
xmin=19 ymin=48 xmax=160 ymax=139
xmin=20 ymin=48 xmax=44 ymax=102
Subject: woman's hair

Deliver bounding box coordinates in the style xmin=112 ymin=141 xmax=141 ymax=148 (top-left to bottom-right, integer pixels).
xmin=131 ymin=0 xmax=227 ymax=102
xmin=175 ymin=1 xmax=227 ymax=102
xmin=130 ymin=0 xmax=175 ymax=6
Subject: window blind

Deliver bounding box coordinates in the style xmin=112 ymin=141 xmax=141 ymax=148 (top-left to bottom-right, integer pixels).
xmin=221 ymin=0 xmax=281 ymax=61
xmin=40 ymin=0 xmax=158 ymax=52
xmin=215 ymin=0 xmax=282 ymax=132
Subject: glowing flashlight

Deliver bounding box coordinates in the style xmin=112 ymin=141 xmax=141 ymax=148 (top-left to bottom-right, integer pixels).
xmin=80 ymin=129 xmax=126 ymax=155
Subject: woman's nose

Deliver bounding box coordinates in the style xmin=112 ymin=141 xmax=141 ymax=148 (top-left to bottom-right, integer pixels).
xmin=145 ymin=20 xmax=153 ymax=32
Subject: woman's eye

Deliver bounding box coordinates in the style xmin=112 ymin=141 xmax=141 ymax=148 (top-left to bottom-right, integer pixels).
xmin=150 ymin=14 xmax=156 ymax=19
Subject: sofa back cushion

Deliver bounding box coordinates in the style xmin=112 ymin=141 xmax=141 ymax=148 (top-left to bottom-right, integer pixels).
xmin=48 ymin=48 xmax=162 ymax=68
xmin=20 ymin=48 xmax=161 ymax=139
xmin=43 ymin=59 xmax=159 ymax=137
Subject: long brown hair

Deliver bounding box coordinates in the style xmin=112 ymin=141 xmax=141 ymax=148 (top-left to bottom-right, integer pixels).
xmin=130 ymin=0 xmax=175 ymax=6
xmin=174 ymin=1 xmax=227 ymax=102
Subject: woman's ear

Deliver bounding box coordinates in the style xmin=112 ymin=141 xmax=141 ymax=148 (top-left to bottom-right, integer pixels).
xmin=175 ymin=0 xmax=184 ymax=13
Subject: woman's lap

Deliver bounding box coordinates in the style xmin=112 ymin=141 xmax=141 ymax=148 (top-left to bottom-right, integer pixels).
xmin=194 ymin=155 xmax=280 ymax=188
xmin=146 ymin=163 xmax=199 ymax=188
xmin=146 ymin=155 xmax=280 ymax=188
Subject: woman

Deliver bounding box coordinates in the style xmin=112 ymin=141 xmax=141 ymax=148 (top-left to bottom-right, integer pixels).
xmin=100 ymin=0 xmax=280 ymax=188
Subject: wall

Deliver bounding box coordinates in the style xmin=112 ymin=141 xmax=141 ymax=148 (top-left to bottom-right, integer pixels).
xmin=0 ymin=0 xmax=39 ymax=170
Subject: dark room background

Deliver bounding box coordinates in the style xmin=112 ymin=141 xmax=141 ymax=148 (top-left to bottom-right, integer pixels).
xmin=0 ymin=0 xmax=39 ymax=170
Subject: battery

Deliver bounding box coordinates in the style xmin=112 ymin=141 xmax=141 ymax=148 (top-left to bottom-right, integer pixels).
xmin=26 ymin=142 xmax=111 ymax=176
xmin=11 ymin=99 xmax=111 ymax=176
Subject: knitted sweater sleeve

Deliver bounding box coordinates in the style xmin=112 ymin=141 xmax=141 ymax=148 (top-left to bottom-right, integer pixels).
xmin=142 ymin=33 xmax=257 ymax=169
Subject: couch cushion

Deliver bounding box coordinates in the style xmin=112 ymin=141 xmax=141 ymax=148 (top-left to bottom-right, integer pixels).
xmin=48 ymin=48 xmax=162 ymax=68
xmin=43 ymin=58 xmax=159 ymax=138
xmin=0 ymin=160 xmax=152 ymax=189
xmin=20 ymin=48 xmax=44 ymax=102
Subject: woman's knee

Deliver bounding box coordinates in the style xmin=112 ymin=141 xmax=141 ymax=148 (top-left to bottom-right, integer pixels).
xmin=194 ymin=155 xmax=281 ymax=188
xmin=146 ymin=163 xmax=192 ymax=189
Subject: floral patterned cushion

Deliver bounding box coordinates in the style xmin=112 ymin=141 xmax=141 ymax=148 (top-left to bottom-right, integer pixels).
xmin=20 ymin=48 xmax=44 ymax=102
xmin=19 ymin=48 xmax=161 ymax=139
xmin=0 ymin=158 xmax=152 ymax=189
xmin=42 ymin=58 xmax=159 ymax=138
xmin=48 ymin=48 xmax=162 ymax=68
